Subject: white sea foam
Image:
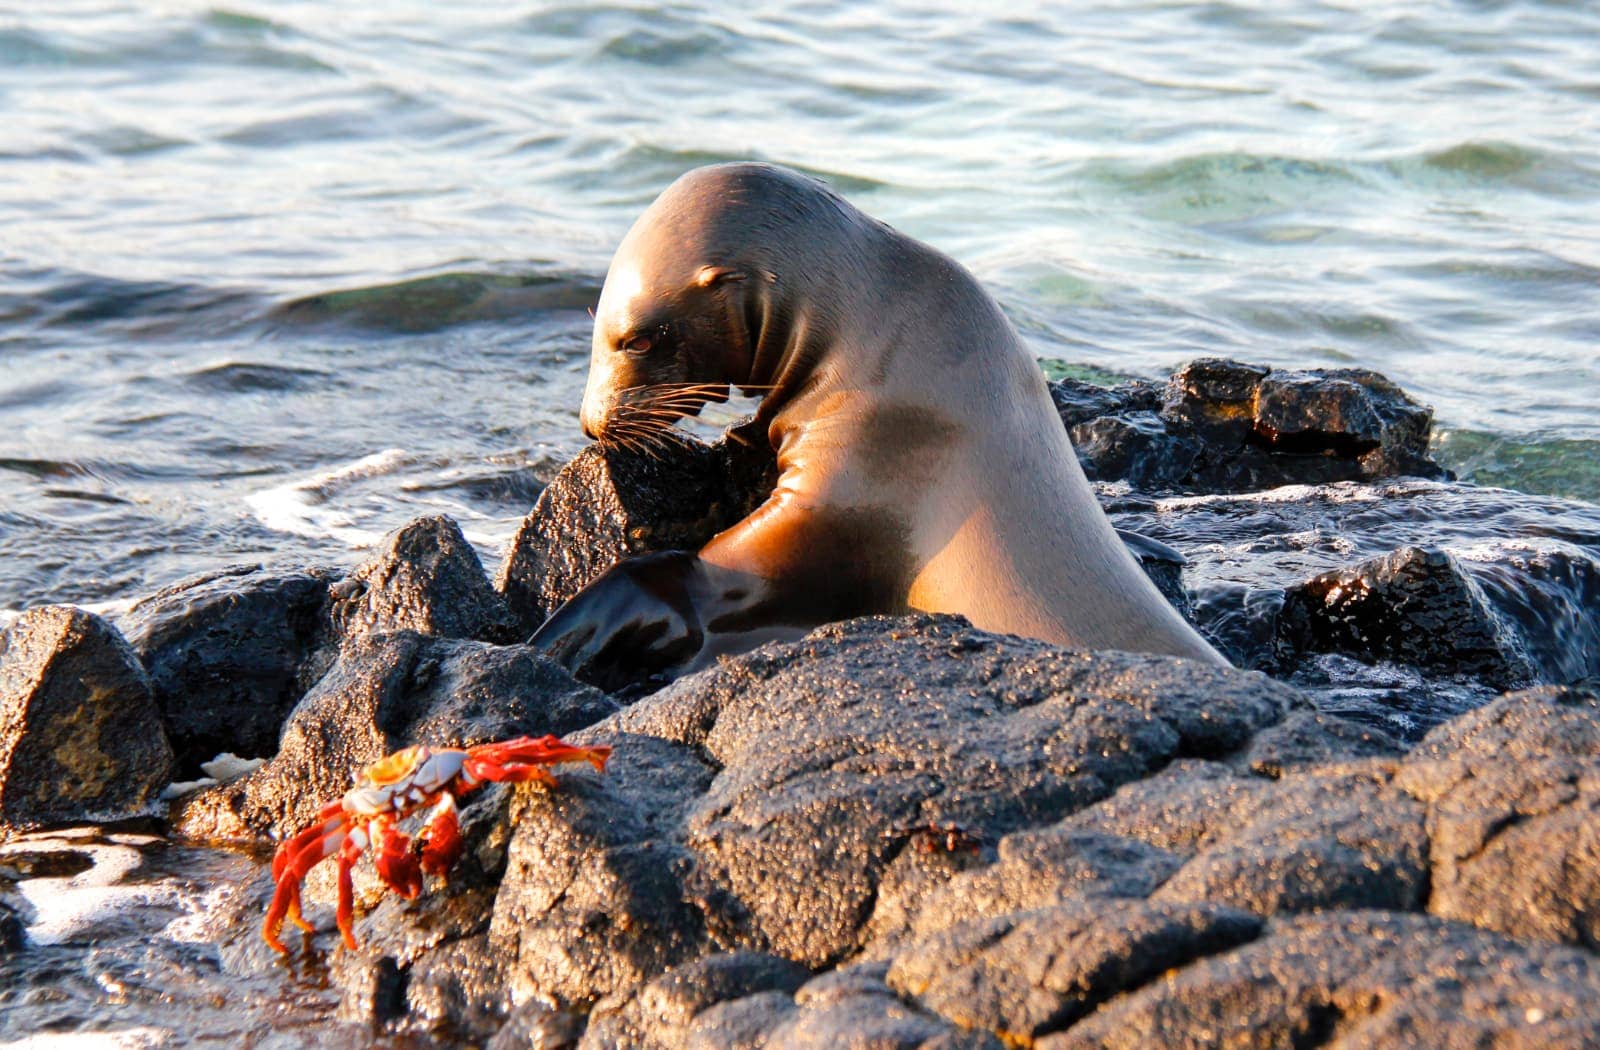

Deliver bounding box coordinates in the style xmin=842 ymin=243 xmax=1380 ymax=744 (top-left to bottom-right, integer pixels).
xmin=245 ymin=448 xmax=411 ymax=547
xmin=1445 ymin=536 xmax=1588 ymax=563
xmin=0 ymin=1028 xmax=173 ymax=1049
xmin=0 ymin=598 xmax=132 ymax=627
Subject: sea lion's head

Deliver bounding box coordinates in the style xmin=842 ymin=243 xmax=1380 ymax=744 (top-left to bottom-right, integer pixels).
xmin=579 ymin=163 xmax=858 ymax=447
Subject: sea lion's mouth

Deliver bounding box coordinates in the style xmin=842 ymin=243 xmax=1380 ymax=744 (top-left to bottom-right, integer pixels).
xmin=595 ymin=382 xmax=734 ymax=458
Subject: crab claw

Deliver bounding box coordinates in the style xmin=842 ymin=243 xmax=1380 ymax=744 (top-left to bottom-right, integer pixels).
xmin=419 ymin=793 xmax=465 ymax=878
xmin=463 ymin=734 xmax=612 ymax=784
xmin=370 ymin=814 xmax=423 ymax=900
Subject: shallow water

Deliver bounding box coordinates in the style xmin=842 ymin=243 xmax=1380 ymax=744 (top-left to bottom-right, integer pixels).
xmin=4 ymin=0 xmax=1600 ymax=611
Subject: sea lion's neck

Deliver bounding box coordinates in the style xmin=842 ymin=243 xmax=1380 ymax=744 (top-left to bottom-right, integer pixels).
xmin=742 ymin=216 xmax=892 ymax=409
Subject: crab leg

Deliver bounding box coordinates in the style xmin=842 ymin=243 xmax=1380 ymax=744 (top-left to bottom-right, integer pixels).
xmin=336 ymin=831 xmax=365 ymax=951
xmin=262 ymin=821 xmax=348 ymax=953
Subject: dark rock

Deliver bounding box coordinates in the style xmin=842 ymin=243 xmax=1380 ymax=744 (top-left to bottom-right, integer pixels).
xmin=1040 ymin=912 xmax=1600 ymax=1049
xmin=1064 ymin=760 xmax=1429 ymax=918
xmin=482 ymin=615 xmax=1301 ymax=1013
xmin=0 ymin=606 xmax=173 ymax=828
xmin=1399 ymin=684 xmax=1600 ymax=950
xmin=1049 ymin=376 xmax=1162 ymax=429
xmin=488 ymin=732 xmax=719 ymax=1010
xmin=1059 ymin=358 xmax=1449 ymax=493
xmin=1070 ymin=413 xmax=1203 ymax=491
xmin=329 ymin=515 xmax=518 ymax=645
xmin=759 ymin=991 xmax=1000 ymax=1049
xmin=1276 ymin=545 xmax=1536 ymax=688
xmin=0 ymin=891 xmax=22 ymax=955
xmin=1106 ymin=478 xmax=1600 ymax=738
xmin=495 ymin=435 xmax=776 ymax=636
xmin=688 ymin=962 xmax=1003 ymax=1049
xmin=1409 ymin=681 xmax=1600 ymax=763
xmin=204 ymin=609 xmax=1600 ymax=1045
xmin=173 ymin=631 xmax=616 ymax=842
xmin=1242 ymin=711 xmax=1403 ymax=777
xmin=869 ymin=828 xmax=1184 ymax=952
xmin=581 ymin=951 xmax=812 ymax=1049
xmin=387 ymin=934 xmax=511 ymax=1044
xmin=119 ymin=564 xmax=340 ymax=772
xmin=684 ymin=991 xmax=799 ymax=1050
xmin=887 ymin=900 xmax=1262 ymax=1042
xmin=334 ymin=953 xmax=407 ymax=1026
xmin=1160 ymin=359 xmax=1271 ymax=445
xmin=487 ymin=1001 xmax=586 ymax=1050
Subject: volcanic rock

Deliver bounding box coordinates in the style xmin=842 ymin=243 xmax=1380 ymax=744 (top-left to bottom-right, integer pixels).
xmin=120 ymin=564 xmax=340 ymax=772
xmin=0 ymin=606 xmax=173 ymax=828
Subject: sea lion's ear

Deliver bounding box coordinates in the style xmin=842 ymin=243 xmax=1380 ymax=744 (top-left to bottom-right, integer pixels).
xmin=694 ymin=266 xmax=747 ymax=288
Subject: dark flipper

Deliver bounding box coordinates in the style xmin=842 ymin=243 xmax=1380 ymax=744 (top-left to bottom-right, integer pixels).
xmin=529 ymin=550 xmax=707 ymax=692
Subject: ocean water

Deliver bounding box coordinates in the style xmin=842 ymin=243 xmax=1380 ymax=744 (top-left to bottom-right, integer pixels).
xmin=4 ymin=0 xmax=1600 ymax=610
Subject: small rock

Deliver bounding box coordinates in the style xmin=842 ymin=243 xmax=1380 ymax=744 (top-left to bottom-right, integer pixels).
xmin=330 ymin=515 xmax=518 ymax=644
xmin=1049 ymin=376 xmax=1162 ymax=429
xmin=1276 ymin=545 xmax=1535 ymax=687
xmin=581 ymin=951 xmax=812 ymax=1049
xmin=1242 ymin=710 xmax=1404 ymax=776
xmin=0 ymin=606 xmax=174 ymax=828
xmin=1059 ymin=358 xmax=1449 ymax=493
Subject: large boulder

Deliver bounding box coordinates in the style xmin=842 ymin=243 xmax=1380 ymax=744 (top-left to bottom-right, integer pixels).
xmin=119 ymin=564 xmax=341 ymax=772
xmin=0 ymin=606 xmax=173 ymax=828
xmin=485 ymin=615 xmax=1302 ymax=1012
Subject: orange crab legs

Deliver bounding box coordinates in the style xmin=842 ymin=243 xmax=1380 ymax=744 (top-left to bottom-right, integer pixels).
xmin=261 ymin=734 xmax=611 ymax=953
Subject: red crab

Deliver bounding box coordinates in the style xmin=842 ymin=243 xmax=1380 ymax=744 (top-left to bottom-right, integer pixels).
xmin=261 ymin=734 xmax=611 ymax=953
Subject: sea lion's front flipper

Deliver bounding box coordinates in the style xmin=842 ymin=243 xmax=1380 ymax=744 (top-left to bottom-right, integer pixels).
xmin=530 ymin=550 xmax=708 ymax=692
xmin=530 ymin=545 xmax=819 ymax=692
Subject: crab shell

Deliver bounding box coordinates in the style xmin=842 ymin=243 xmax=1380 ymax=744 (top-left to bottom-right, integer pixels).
xmin=342 ymin=745 xmax=472 ymax=820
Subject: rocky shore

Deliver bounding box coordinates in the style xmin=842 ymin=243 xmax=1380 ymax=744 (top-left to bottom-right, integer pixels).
xmin=3 ymin=359 xmax=1598 ymax=1047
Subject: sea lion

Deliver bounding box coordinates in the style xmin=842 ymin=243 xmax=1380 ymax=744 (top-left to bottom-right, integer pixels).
xmin=532 ymin=162 xmax=1225 ymax=684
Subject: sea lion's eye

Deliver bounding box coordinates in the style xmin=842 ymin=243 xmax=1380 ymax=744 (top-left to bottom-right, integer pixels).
xmin=620 ymin=334 xmax=654 ymax=356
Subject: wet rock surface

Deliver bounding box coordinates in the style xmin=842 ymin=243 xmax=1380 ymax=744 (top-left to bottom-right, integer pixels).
xmin=119 ymin=563 xmax=341 ymax=772
xmin=0 ymin=607 xmax=173 ymax=829
xmin=1106 ymin=477 xmax=1600 ymax=739
xmin=1276 ymin=544 xmax=1539 ymax=688
xmin=1055 ymin=357 xmax=1447 ymax=493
